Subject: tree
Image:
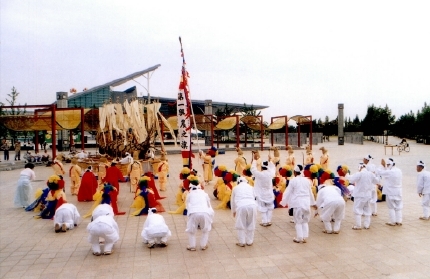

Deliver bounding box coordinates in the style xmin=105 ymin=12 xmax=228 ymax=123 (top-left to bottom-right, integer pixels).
xmin=392 ymin=111 xmax=416 ymax=139
xmin=1 ymin=87 xmax=27 ymax=140
xmin=416 ymin=102 xmax=430 ymax=137
xmin=361 ymin=104 xmax=395 ymax=136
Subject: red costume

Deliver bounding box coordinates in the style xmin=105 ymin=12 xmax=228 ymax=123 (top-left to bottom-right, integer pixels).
xmin=78 ymin=170 xmax=98 ymax=202
xmin=103 ymin=165 xmax=126 ymax=215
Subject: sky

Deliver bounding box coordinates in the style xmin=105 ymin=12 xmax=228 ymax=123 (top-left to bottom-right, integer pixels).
xmin=1 ymin=0 xmax=429 ymax=124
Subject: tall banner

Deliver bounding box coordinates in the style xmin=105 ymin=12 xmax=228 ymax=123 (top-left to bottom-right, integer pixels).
xmin=177 ymin=37 xmax=193 ymax=168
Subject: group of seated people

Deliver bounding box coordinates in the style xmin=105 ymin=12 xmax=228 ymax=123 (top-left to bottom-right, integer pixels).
xmin=24 ymin=150 xmax=51 ymax=164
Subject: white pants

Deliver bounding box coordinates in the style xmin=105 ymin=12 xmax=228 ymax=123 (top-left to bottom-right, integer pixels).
xmin=54 ymin=208 xmax=76 ymax=230
xmin=186 ymin=212 xmax=212 ymax=248
xmin=386 ymin=195 xmax=403 ymax=223
xmin=143 ymin=230 xmax=170 ymax=245
xmin=88 ymin=223 xmax=119 ymax=253
xmin=422 ymin=194 xmax=430 ymax=218
xmin=293 ymin=207 xmax=310 ymax=240
xmin=353 ymin=197 xmax=372 ymax=227
xmin=257 ymin=199 xmax=274 ymax=224
xmin=235 ymin=205 xmax=257 ymax=245
xmin=319 ymin=200 xmax=345 ymax=232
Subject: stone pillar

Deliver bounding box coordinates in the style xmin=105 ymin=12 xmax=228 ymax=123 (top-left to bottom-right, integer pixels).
xmin=204 ymin=100 xmax=213 ymax=146
xmin=56 ymin=92 xmax=68 ymax=151
xmin=338 ymin=103 xmax=344 ymax=145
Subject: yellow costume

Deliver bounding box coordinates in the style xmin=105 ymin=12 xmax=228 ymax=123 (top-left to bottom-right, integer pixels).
xmin=52 ymin=154 xmax=66 ymax=176
xmin=251 ymin=150 xmax=262 ymax=171
xmin=271 ymin=147 xmax=281 ymax=175
xmin=157 ymin=152 xmax=169 ymax=191
xmin=234 ymin=148 xmax=247 ymax=176
xmin=128 ymin=161 xmax=143 ymax=193
xmin=200 ymin=151 xmax=213 ymax=182
xmin=305 ymin=145 xmax=314 ymax=165
xmin=319 ymin=147 xmax=329 ymax=170
xmin=286 ymin=145 xmax=295 ymax=169
xmin=98 ymin=156 xmax=110 ymax=187
xmin=69 ymin=158 xmax=82 ymax=195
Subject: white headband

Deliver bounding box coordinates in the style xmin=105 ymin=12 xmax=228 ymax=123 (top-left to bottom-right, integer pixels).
xmin=417 ymin=160 xmax=425 ymax=167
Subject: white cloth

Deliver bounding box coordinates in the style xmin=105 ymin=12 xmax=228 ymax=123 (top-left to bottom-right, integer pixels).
xmin=417 ymin=170 xmax=430 ymax=195
xmin=14 ymin=168 xmax=36 ymax=207
xmin=119 ymin=155 xmax=133 ymax=164
xmin=251 ymin=161 xmax=275 ymax=211
xmin=92 ymin=204 xmax=115 ymax=221
xmin=230 ymin=181 xmax=257 ymax=214
xmin=186 ymin=188 xmax=214 ymax=216
xmin=377 ymin=166 xmax=402 ymax=197
xmin=141 ymin=211 xmax=171 ymax=244
xmin=77 ymin=151 xmax=88 ymax=160
xmin=54 ymin=203 xmax=80 ymax=229
xmin=316 ymin=186 xmax=345 ymax=221
xmin=87 ymin=215 xmax=119 ymax=253
xmin=280 ymin=176 xmax=315 ymax=209
xmin=231 ymin=181 xmax=257 ymax=234
xmin=346 ymin=169 xmax=380 ymax=199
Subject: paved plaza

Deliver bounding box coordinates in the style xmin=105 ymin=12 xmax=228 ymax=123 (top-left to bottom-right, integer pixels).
xmin=1 ymin=137 xmax=430 ymax=279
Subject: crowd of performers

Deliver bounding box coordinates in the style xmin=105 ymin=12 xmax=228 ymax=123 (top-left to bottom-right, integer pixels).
xmin=13 ymin=145 xmax=430 ymax=255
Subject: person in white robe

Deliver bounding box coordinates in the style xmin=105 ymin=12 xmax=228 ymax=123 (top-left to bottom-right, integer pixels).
xmin=363 ymin=154 xmax=378 ymax=216
xmin=14 ymin=163 xmax=36 ymax=208
xmin=251 ymin=156 xmax=276 ymax=227
xmin=119 ymin=152 xmax=133 ymax=164
xmin=416 ymin=160 xmax=430 ymax=220
xmin=185 ymin=180 xmax=214 ymax=251
xmin=280 ymin=165 xmax=316 ymax=243
xmin=142 ymin=208 xmax=171 ymax=248
xmin=231 ymin=177 xmax=257 ymax=247
xmin=347 ymin=163 xmax=380 ymax=230
xmin=315 ymin=185 xmax=345 ymax=234
xmin=54 ymin=203 xmax=80 ymax=233
xmin=91 ymin=202 xmax=115 ymax=221
xmin=87 ymin=206 xmax=119 ymax=256
xmin=377 ymin=158 xmax=403 ymax=226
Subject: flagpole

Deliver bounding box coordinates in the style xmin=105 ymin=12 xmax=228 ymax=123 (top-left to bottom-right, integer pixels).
xmin=179 ymin=37 xmax=201 ymax=167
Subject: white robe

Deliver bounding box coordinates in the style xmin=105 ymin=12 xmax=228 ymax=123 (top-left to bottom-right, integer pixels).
xmin=316 ymin=186 xmax=345 ymax=221
xmin=186 ymin=188 xmax=214 ymax=234
xmin=251 ymin=161 xmax=275 ymax=211
xmin=14 ymin=168 xmax=36 ymax=207
xmin=231 ymin=182 xmax=257 ymax=230
xmin=87 ymin=215 xmax=119 ymax=252
xmin=347 ymin=169 xmax=380 ymax=215
xmin=280 ymin=176 xmax=315 ymax=224
xmin=54 ymin=203 xmax=81 ymax=229
xmin=92 ymin=204 xmax=115 ymax=221
xmin=141 ymin=211 xmax=171 ymax=243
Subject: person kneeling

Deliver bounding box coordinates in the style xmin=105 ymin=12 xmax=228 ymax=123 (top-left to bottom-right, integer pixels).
xmin=87 ymin=202 xmax=120 ymax=256
xmin=54 ymin=203 xmax=80 ymax=233
xmin=142 ymin=208 xmax=171 ymax=248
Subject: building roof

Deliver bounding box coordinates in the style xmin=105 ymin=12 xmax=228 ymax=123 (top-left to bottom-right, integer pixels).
xmin=68 ymin=64 xmax=161 ymax=101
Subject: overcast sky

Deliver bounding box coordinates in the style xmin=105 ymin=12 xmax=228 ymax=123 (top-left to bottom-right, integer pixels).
xmin=1 ymin=1 xmax=429 ymax=123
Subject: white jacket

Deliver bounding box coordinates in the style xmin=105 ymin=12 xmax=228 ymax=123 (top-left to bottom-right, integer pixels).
xmin=251 ymin=161 xmax=275 ymax=203
xmin=347 ymin=169 xmax=380 ymax=199
xmin=417 ymin=170 xmax=430 ymax=195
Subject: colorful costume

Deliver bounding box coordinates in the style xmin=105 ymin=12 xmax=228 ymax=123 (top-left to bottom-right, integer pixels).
xmin=69 ymin=157 xmax=82 ymax=195
xmin=78 ymin=166 xmax=98 ymax=202
xmin=83 ymin=183 xmax=125 ymax=217
xmin=130 ymin=176 xmax=165 ymax=216
xmin=103 ymin=163 xmax=126 ymax=193
xmin=274 ymin=165 xmax=293 ymax=208
xmin=97 ymin=156 xmax=110 ymax=186
xmin=36 ymin=175 xmax=67 ymax=220
xmin=54 ymin=203 xmax=80 ymax=233
xmin=14 ymin=163 xmax=36 ymax=208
